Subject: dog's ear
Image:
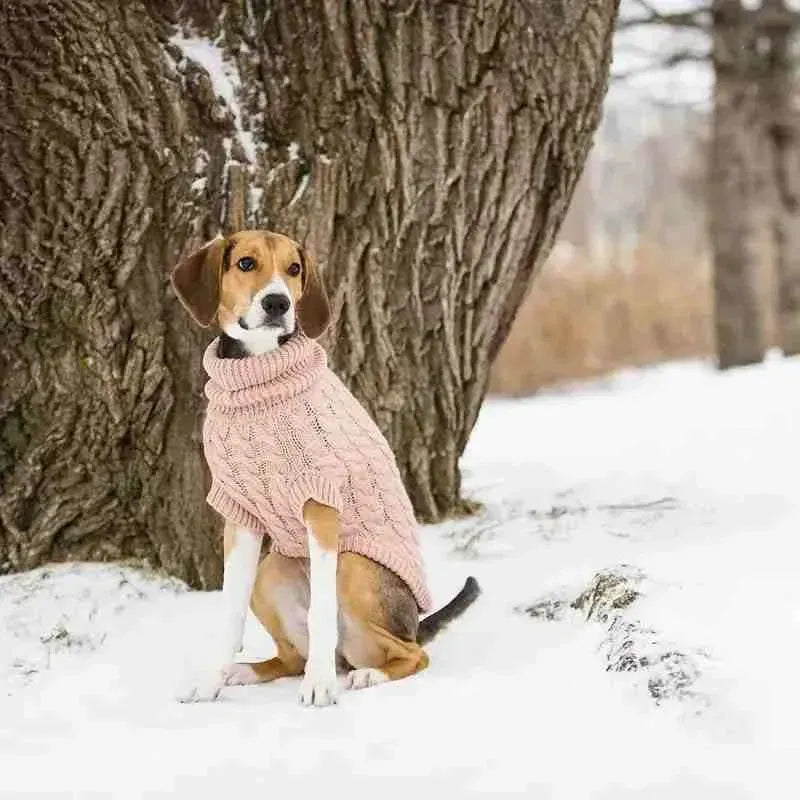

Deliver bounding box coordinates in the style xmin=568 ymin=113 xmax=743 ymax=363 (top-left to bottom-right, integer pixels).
xmin=170 ymin=237 xmax=227 ymax=327
xmin=296 ymin=246 xmax=330 ymax=339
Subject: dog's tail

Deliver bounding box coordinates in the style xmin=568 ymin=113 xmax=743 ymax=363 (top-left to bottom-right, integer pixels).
xmin=417 ymin=576 xmax=481 ymax=646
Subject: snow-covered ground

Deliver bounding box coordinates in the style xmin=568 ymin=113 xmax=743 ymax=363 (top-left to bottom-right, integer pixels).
xmin=1 ymin=356 xmax=798 ymax=798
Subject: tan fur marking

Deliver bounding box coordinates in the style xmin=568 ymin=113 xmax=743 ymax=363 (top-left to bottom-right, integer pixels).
xmin=362 ymin=623 xmax=429 ymax=680
xmin=337 ymin=552 xmax=418 ymax=639
xmin=302 ymin=499 xmax=340 ymax=552
xmin=246 ymin=656 xmax=305 ymax=682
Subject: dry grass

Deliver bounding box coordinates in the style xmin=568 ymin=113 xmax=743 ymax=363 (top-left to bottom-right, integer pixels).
xmin=490 ymin=245 xmax=714 ymax=396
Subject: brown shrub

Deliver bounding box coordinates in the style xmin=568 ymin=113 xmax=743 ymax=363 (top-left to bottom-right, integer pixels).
xmin=489 ymin=244 xmax=714 ymax=395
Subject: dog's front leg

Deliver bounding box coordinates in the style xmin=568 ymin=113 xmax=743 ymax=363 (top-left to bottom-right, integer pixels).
xmin=299 ymin=499 xmax=340 ymax=707
xmin=179 ymin=520 xmax=262 ymax=702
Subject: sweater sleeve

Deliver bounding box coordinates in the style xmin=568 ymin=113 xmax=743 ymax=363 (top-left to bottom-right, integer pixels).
xmin=284 ymin=471 xmax=343 ymax=524
xmin=207 ymin=480 xmax=268 ymax=534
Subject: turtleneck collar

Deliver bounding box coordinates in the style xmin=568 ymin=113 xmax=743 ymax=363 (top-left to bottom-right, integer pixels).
xmin=203 ymin=334 xmax=327 ymax=413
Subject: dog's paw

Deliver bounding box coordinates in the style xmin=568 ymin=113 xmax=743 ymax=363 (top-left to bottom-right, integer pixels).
xmin=346 ymin=668 xmax=388 ymax=691
xmin=176 ymin=673 xmax=225 ymax=703
xmin=298 ymin=665 xmax=339 ymax=707
xmin=221 ymin=663 xmax=261 ymax=686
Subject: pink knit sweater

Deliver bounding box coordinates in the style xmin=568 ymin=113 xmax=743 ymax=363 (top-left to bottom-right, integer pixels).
xmin=202 ymin=336 xmax=431 ymax=611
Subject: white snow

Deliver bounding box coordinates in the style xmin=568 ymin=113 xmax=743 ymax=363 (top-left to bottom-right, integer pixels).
xmin=170 ymin=33 xmax=257 ymax=164
xmin=288 ymin=173 xmax=311 ymax=208
xmin=1 ymin=356 xmax=799 ymax=797
xmin=248 ymin=184 xmax=264 ymax=218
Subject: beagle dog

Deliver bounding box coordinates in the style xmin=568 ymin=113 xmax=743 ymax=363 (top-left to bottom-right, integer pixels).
xmin=171 ymin=230 xmax=479 ymax=706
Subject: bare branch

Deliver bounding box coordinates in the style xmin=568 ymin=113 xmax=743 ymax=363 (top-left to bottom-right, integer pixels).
xmin=617 ymin=0 xmax=800 ymax=34
xmin=618 ymin=0 xmax=710 ymax=31
xmin=612 ymin=48 xmax=711 ymax=81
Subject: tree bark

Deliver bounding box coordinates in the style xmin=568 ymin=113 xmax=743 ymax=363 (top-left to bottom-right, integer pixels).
xmin=0 ymin=0 xmax=618 ymax=584
xmin=709 ymin=0 xmax=768 ymax=369
xmin=236 ymin=0 xmax=619 ymax=519
xmin=761 ymin=0 xmax=800 ymax=356
xmin=0 ymin=0 xmax=235 ymax=586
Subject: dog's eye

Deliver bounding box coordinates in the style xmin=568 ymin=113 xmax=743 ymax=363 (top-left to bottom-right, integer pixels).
xmin=237 ymin=256 xmax=255 ymax=272
xmin=287 ymin=262 xmax=301 ymax=277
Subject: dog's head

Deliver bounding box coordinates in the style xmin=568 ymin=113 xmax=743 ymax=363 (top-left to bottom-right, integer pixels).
xmin=170 ymin=230 xmax=330 ymax=349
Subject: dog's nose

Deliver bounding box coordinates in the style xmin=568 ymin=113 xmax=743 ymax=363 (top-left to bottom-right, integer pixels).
xmin=261 ymin=293 xmax=290 ymax=317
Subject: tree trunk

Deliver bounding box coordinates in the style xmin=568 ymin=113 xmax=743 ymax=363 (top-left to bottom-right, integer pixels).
xmin=0 ymin=0 xmax=237 ymax=586
xmin=241 ymin=0 xmax=619 ymax=519
xmin=761 ymin=0 xmax=800 ymax=356
xmin=709 ymin=0 xmax=768 ymax=369
xmin=0 ymin=0 xmax=618 ymax=585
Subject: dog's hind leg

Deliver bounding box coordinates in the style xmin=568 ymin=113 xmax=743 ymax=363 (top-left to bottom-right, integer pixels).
xmin=336 ymin=552 xmax=430 ymax=690
xmin=343 ymin=621 xmax=429 ymax=690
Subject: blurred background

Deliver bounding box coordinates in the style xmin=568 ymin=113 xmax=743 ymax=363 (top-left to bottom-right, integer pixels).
xmin=493 ymin=0 xmax=800 ymax=394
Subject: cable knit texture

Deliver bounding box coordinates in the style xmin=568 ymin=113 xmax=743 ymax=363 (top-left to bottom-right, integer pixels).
xmin=202 ymin=335 xmax=431 ymax=611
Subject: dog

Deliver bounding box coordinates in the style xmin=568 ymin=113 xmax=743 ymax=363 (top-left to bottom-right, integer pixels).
xmin=171 ymin=230 xmax=479 ymax=706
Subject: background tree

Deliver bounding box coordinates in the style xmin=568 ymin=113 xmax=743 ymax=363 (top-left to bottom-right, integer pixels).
xmin=0 ymin=0 xmax=619 ymax=586
xmin=619 ymin=0 xmax=800 ymax=366
xmin=709 ymin=0 xmax=768 ymax=368
xmin=762 ymin=0 xmax=800 ymax=356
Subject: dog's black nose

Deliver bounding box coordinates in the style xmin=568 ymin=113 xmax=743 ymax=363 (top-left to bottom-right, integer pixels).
xmin=261 ymin=293 xmax=290 ymax=317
